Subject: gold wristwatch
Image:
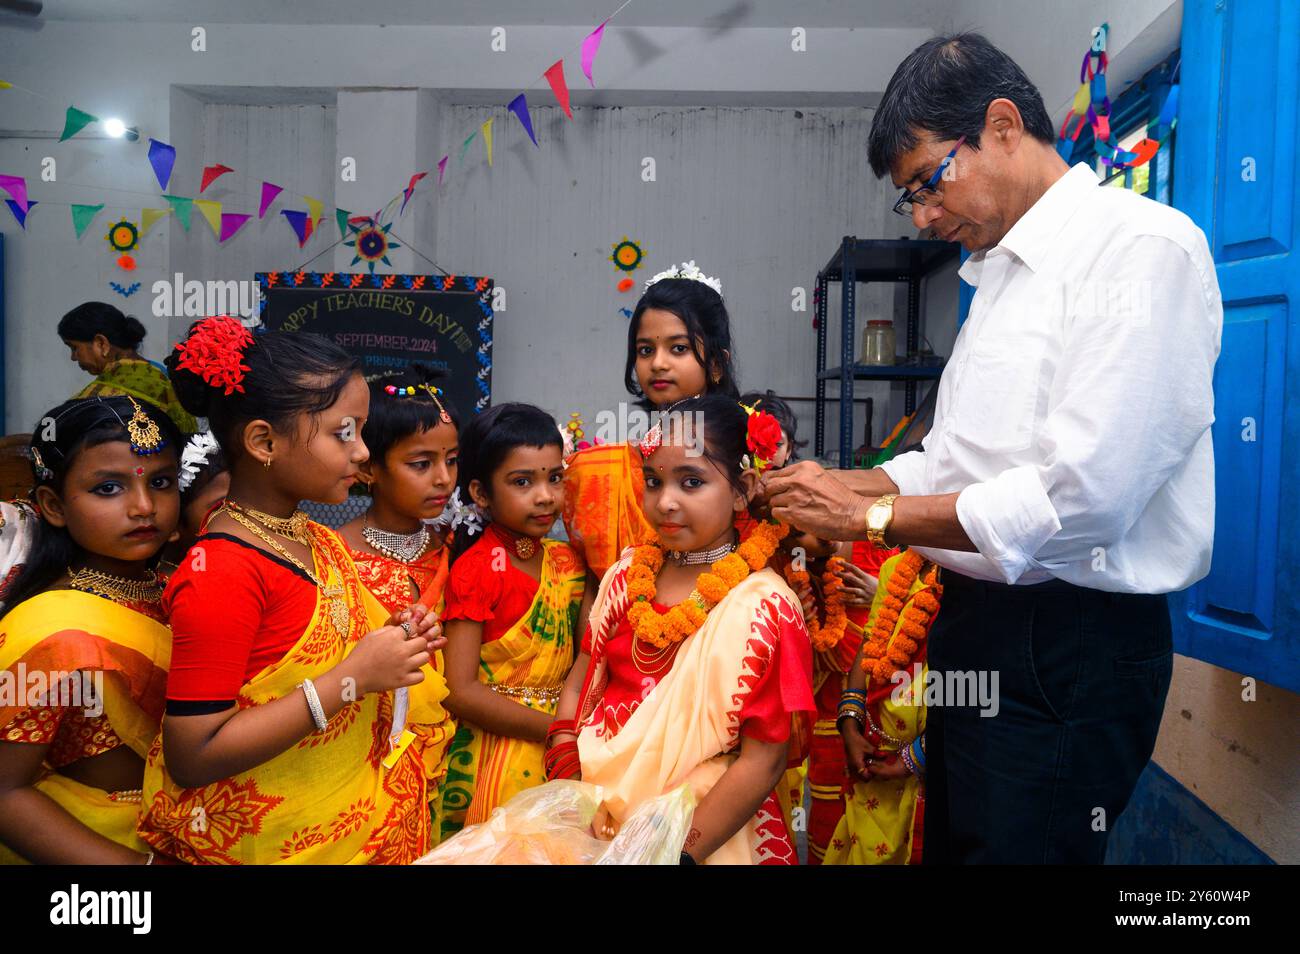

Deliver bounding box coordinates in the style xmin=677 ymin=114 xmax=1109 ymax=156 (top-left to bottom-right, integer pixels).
xmin=865 ymin=494 xmax=899 ymax=547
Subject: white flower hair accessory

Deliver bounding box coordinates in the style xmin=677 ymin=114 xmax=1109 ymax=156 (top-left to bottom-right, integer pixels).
xmin=429 ymin=486 xmax=485 ymax=538
xmin=644 ymin=260 xmax=722 ymax=297
xmin=178 ymin=431 xmax=221 ymax=492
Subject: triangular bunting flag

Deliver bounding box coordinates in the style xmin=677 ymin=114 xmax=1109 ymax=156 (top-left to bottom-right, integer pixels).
xmin=70 ymin=202 xmax=105 ymax=238
xmin=544 ymin=60 xmax=573 ymax=119
xmin=508 ymin=94 xmax=539 ymax=147
xmin=335 ymin=207 xmax=350 ymax=237
xmin=282 ymin=209 xmax=310 ymax=247
xmin=258 ymin=182 xmax=283 ymax=219
xmin=482 ymin=118 xmax=494 ymax=167
xmin=162 ymin=194 xmax=193 ymax=231
xmin=219 ymin=212 xmax=250 ymax=243
xmin=59 ymin=106 xmax=98 ymax=142
xmin=0 ymin=174 xmax=27 ymax=213
xmin=140 ymin=207 xmax=171 ymax=235
xmin=581 ymin=21 xmax=608 ymax=87
xmin=0 ymin=81 xmax=12 ymax=90
xmin=147 ymin=139 xmax=176 ymax=191
xmin=436 ymin=155 xmax=448 ymax=186
xmin=459 ymin=131 xmax=477 ymax=164
xmin=194 ymin=198 xmax=222 ymax=236
xmin=401 ymin=172 xmax=427 ymax=214
xmin=200 ymin=163 xmax=234 ymax=193
xmin=304 ymin=195 xmax=324 ymax=228
xmin=6 ymin=199 xmax=35 ymax=228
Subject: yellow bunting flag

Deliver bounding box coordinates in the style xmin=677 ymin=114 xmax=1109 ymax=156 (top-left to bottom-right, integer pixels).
xmin=193 ymin=198 xmax=222 ymax=237
xmin=481 ymin=118 xmax=494 ymax=167
xmin=304 ymin=194 xmax=324 ymax=227
xmin=0 ymin=81 xmax=12 ymax=90
xmin=140 ymin=207 xmax=171 ymax=235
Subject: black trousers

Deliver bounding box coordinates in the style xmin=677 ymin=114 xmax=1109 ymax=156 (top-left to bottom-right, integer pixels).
xmin=923 ymin=570 xmax=1173 ymax=864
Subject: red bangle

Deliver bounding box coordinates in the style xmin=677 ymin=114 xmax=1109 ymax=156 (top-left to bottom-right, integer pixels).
xmin=546 ymin=719 xmax=578 ymax=745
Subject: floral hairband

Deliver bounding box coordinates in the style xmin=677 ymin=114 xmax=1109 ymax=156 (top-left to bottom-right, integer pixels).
xmin=384 ymin=382 xmax=452 ymax=425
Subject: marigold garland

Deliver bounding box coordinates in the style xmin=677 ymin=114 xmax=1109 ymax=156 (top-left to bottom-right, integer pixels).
xmin=860 ymin=550 xmax=943 ymax=687
xmin=628 ymin=519 xmax=790 ymax=649
xmin=785 ymin=556 xmax=850 ymax=652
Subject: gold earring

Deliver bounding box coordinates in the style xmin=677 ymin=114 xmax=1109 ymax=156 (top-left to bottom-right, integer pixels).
xmin=264 ymin=456 xmax=272 ymax=469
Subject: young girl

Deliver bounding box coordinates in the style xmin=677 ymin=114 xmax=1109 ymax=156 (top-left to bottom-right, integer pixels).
xmin=549 ymin=394 xmax=815 ymax=864
xmin=156 ymin=431 xmax=231 ymax=576
xmin=336 ymin=364 xmax=461 ymax=843
xmin=0 ymin=396 xmax=181 ymax=863
xmin=438 ymin=403 xmax=587 ymax=841
xmin=136 ymin=316 xmax=450 ymax=864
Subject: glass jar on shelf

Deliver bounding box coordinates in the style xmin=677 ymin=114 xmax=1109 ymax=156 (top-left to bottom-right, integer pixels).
xmin=860 ymin=319 xmax=897 ymax=366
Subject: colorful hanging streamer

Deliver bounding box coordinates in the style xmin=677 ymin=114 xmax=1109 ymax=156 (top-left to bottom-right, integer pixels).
xmin=219 ymin=212 xmax=251 ymax=243
xmin=200 ymin=163 xmax=234 ymax=193
xmin=162 ymin=194 xmax=193 ymax=231
xmin=400 ymin=172 xmax=427 ymax=214
xmin=545 ymin=60 xmax=573 ymax=119
xmin=194 ymin=198 xmax=222 ymax=237
xmin=6 ymin=199 xmax=35 ymax=228
xmin=436 ymin=155 xmax=449 ymax=186
xmin=70 ymin=202 xmax=104 ymax=239
xmin=508 ymin=93 xmax=539 ymax=147
xmin=282 ymin=209 xmax=311 ymax=246
xmin=59 ymin=106 xmax=98 ymax=142
xmin=335 ymin=207 xmax=351 ymax=237
xmin=482 ymin=118 xmax=494 ymax=167
xmin=147 ymin=139 xmax=176 ymax=190
xmin=581 ymin=21 xmax=608 ymax=87
xmin=304 ymin=195 xmax=324 ymax=228
xmin=0 ymin=174 xmax=27 ymax=213
xmin=259 ymin=182 xmax=283 ymax=218
xmin=140 ymin=207 xmax=171 ymax=236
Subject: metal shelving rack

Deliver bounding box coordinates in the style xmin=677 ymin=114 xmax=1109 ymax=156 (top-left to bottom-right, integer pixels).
xmin=814 ymin=236 xmax=958 ymax=465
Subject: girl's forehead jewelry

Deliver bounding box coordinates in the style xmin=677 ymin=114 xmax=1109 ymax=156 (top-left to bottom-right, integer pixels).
xmin=125 ymin=396 xmax=166 ymax=457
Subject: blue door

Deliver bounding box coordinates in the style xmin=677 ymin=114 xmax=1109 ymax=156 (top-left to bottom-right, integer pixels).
xmin=1170 ymin=0 xmax=1299 ymax=691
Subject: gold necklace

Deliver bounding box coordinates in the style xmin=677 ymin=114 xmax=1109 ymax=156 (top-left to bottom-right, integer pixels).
xmin=631 ymin=634 xmax=680 ymax=675
xmin=224 ymin=500 xmax=311 ymax=544
xmin=218 ymin=504 xmax=352 ymax=636
xmin=68 ymin=565 xmax=164 ymax=605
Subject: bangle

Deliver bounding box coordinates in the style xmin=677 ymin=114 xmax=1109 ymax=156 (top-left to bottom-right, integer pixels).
xmin=545 ymin=718 xmax=578 ymax=746
xmin=912 ymin=736 xmax=926 ymax=772
xmin=899 ymin=743 xmax=918 ymax=776
xmin=145 ymin=851 xmax=155 ymax=866
xmin=299 ymin=678 xmax=328 ymax=733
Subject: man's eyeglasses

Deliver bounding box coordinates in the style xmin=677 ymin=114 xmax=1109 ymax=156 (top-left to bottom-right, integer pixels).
xmin=892 ymin=136 xmax=966 ymax=217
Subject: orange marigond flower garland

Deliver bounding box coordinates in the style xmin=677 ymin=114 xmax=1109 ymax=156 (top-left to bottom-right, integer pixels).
xmin=860 ymin=550 xmax=943 ymax=687
xmin=627 ymin=519 xmax=790 ymax=649
xmin=784 ymin=556 xmax=850 ymax=652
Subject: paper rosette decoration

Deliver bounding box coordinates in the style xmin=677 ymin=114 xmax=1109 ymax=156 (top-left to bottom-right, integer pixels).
xmin=344 ymin=218 xmax=400 ymax=274
xmin=610 ymin=237 xmax=645 ymax=272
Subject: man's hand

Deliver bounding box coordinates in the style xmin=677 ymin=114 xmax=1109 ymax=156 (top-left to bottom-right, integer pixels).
xmin=759 ymin=460 xmax=872 ymax=541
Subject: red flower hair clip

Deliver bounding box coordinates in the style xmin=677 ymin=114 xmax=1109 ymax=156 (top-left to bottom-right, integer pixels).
xmin=173 ymin=316 xmax=253 ymax=395
xmin=740 ymin=402 xmax=783 ymax=472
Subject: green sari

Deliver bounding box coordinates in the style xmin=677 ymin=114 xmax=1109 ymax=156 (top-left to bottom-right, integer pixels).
xmin=74 ymin=358 xmax=197 ymax=433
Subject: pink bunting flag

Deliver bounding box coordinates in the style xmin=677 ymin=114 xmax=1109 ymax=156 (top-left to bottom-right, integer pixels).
xmin=400 ymin=172 xmax=427 ymax=214
xmin=545 ymin=59 xmax=573 ymax=118
xmin=258 ymin=182 xmax=283 ymax=219
xmin=0 ymin=174 xmax=28 ymax=213
xmin=200 ymin=163 xmax=234 ymax=193
xmin=218 ymin=212 xmax=250 ymax=243
xmin=581 ymin=21 xmax=607 ymax=87
xmin=436 ymin=155 xmax=448 ymax=186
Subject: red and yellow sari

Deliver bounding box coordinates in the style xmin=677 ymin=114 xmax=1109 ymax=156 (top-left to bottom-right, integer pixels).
xmin=562 ymin=443 xmax=656 ymax=580
xmin=137 ymin=524 xmax=453 ymax=864
xmin=0 ymin=590 xmax=170 ymax=864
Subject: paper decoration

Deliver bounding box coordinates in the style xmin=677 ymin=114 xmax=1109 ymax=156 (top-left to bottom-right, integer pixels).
xmin=0 ymin=81 xmax=12 ymax=90
xmin=5 ymin=199 xmax=35 ymax=228
xmin=459 ymin=131 xmax=477 ymax=164
xmin=303 ymin=194 xmax=324 ymax=228
xmin=116 ymin=255 xmax=136 ymax=271
xmin=70 ymin=203 xmax=104 ymax=238
xmin=544 ymin=60 xmax=573 ymax=119
xmin=436 ymin=155 xmax=449 ymax=186
xmin=282 ymin=209 xmax=311 ymax=246
xmin=0 ymin=174 xmax=28 ymax=213
xmin=109 ymin=281 xmax=141 ymax=298
xmin=1127 ymin=138 xmax=1162 ymax=166
xmin=147 ymin=139 xmax=176 ymax=190
xmin=200 ymin=163 xmax=234 ymax=193
xmin=194 ymin=198 xmax=222 ymax=236
xmin=219 ymin=212 xmax=251 ymax=243
xmin=163 ymin=194 xmax=193 ymax=231
xmin=59 ymin=106 xmax=98 ymax=142
xmin=481 ymin=118 xmax=494 ymax=167
xmin=610 ymin=237 xmax=645 ymax=272
xmin=400 ymin=172 xmax=426 ymax=214
xmin=508 ymin=94 xmax=538 ymax=147
xmin=140 ymin=207 xmax=171 ymax=235
xmin=105 ymin=219 xmax=139 ymax=253
xmin=344 ymin=216 xmax=400 ymax=274
xmin=581 ymin=21 xmax=608 ymax=87
xmin=258 ymin=182 xmax=283 ymax=218
xmin=335 ymin=207 xmax=351 ymax=237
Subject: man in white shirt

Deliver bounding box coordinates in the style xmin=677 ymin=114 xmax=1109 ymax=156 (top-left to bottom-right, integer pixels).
xmin=762 ymin=33 xmax=1220 ymax=863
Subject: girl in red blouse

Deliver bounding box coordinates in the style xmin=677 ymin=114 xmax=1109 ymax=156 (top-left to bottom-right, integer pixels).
xmin=136 ymin=318 xmax=449 ymax=865
xmin=437 ymin=403 xmax=589 ymax=840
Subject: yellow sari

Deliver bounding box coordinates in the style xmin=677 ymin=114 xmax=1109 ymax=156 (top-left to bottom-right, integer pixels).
xmin=822 ymin=553 xmax=930 ymax=865
xmin=576 ymin=554 xmax=815 ymax=865
xmin=561 ymin=443 xmax=656 ymax=580
xmin=437 ymin=540 xmax=585 ymax=840
xmin=137 ymin=524 xmax=453 ymax=865
xmin=0 ymin=591 xmax=171 ymax=864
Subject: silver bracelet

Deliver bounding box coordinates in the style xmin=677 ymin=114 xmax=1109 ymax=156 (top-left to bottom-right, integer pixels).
xmin=300 ymin=678 xmax=328 ymax=732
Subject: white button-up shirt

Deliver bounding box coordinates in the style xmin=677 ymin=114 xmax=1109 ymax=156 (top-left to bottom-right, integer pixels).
xmin=881 ymin=163 xmax=1222 ymax=593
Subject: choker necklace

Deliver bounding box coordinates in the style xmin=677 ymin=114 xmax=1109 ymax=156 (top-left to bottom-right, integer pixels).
xmin=363 ymin=513 xmax=431 ymax=563
xmin=223 ymin=500 xmax=311 ymax=545
xmin=68 ymin=565 xmax=164 ymax=605
xmin=490 ymin=523 xmax=540 ymax=560
xmin=666 ymin=535 xmax=737 ymax=566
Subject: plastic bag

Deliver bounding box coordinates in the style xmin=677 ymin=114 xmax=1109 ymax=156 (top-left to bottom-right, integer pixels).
xmin=414 ymin=780 xmax=696 ymax=865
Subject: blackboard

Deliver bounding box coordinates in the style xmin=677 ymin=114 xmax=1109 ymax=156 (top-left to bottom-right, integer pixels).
xmin=255 ymin=271 xmax=493 ymax=417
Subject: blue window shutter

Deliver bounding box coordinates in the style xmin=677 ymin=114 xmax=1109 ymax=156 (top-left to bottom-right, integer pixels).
xmin=1169 ymin=0 xmax=1300 ymax=692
